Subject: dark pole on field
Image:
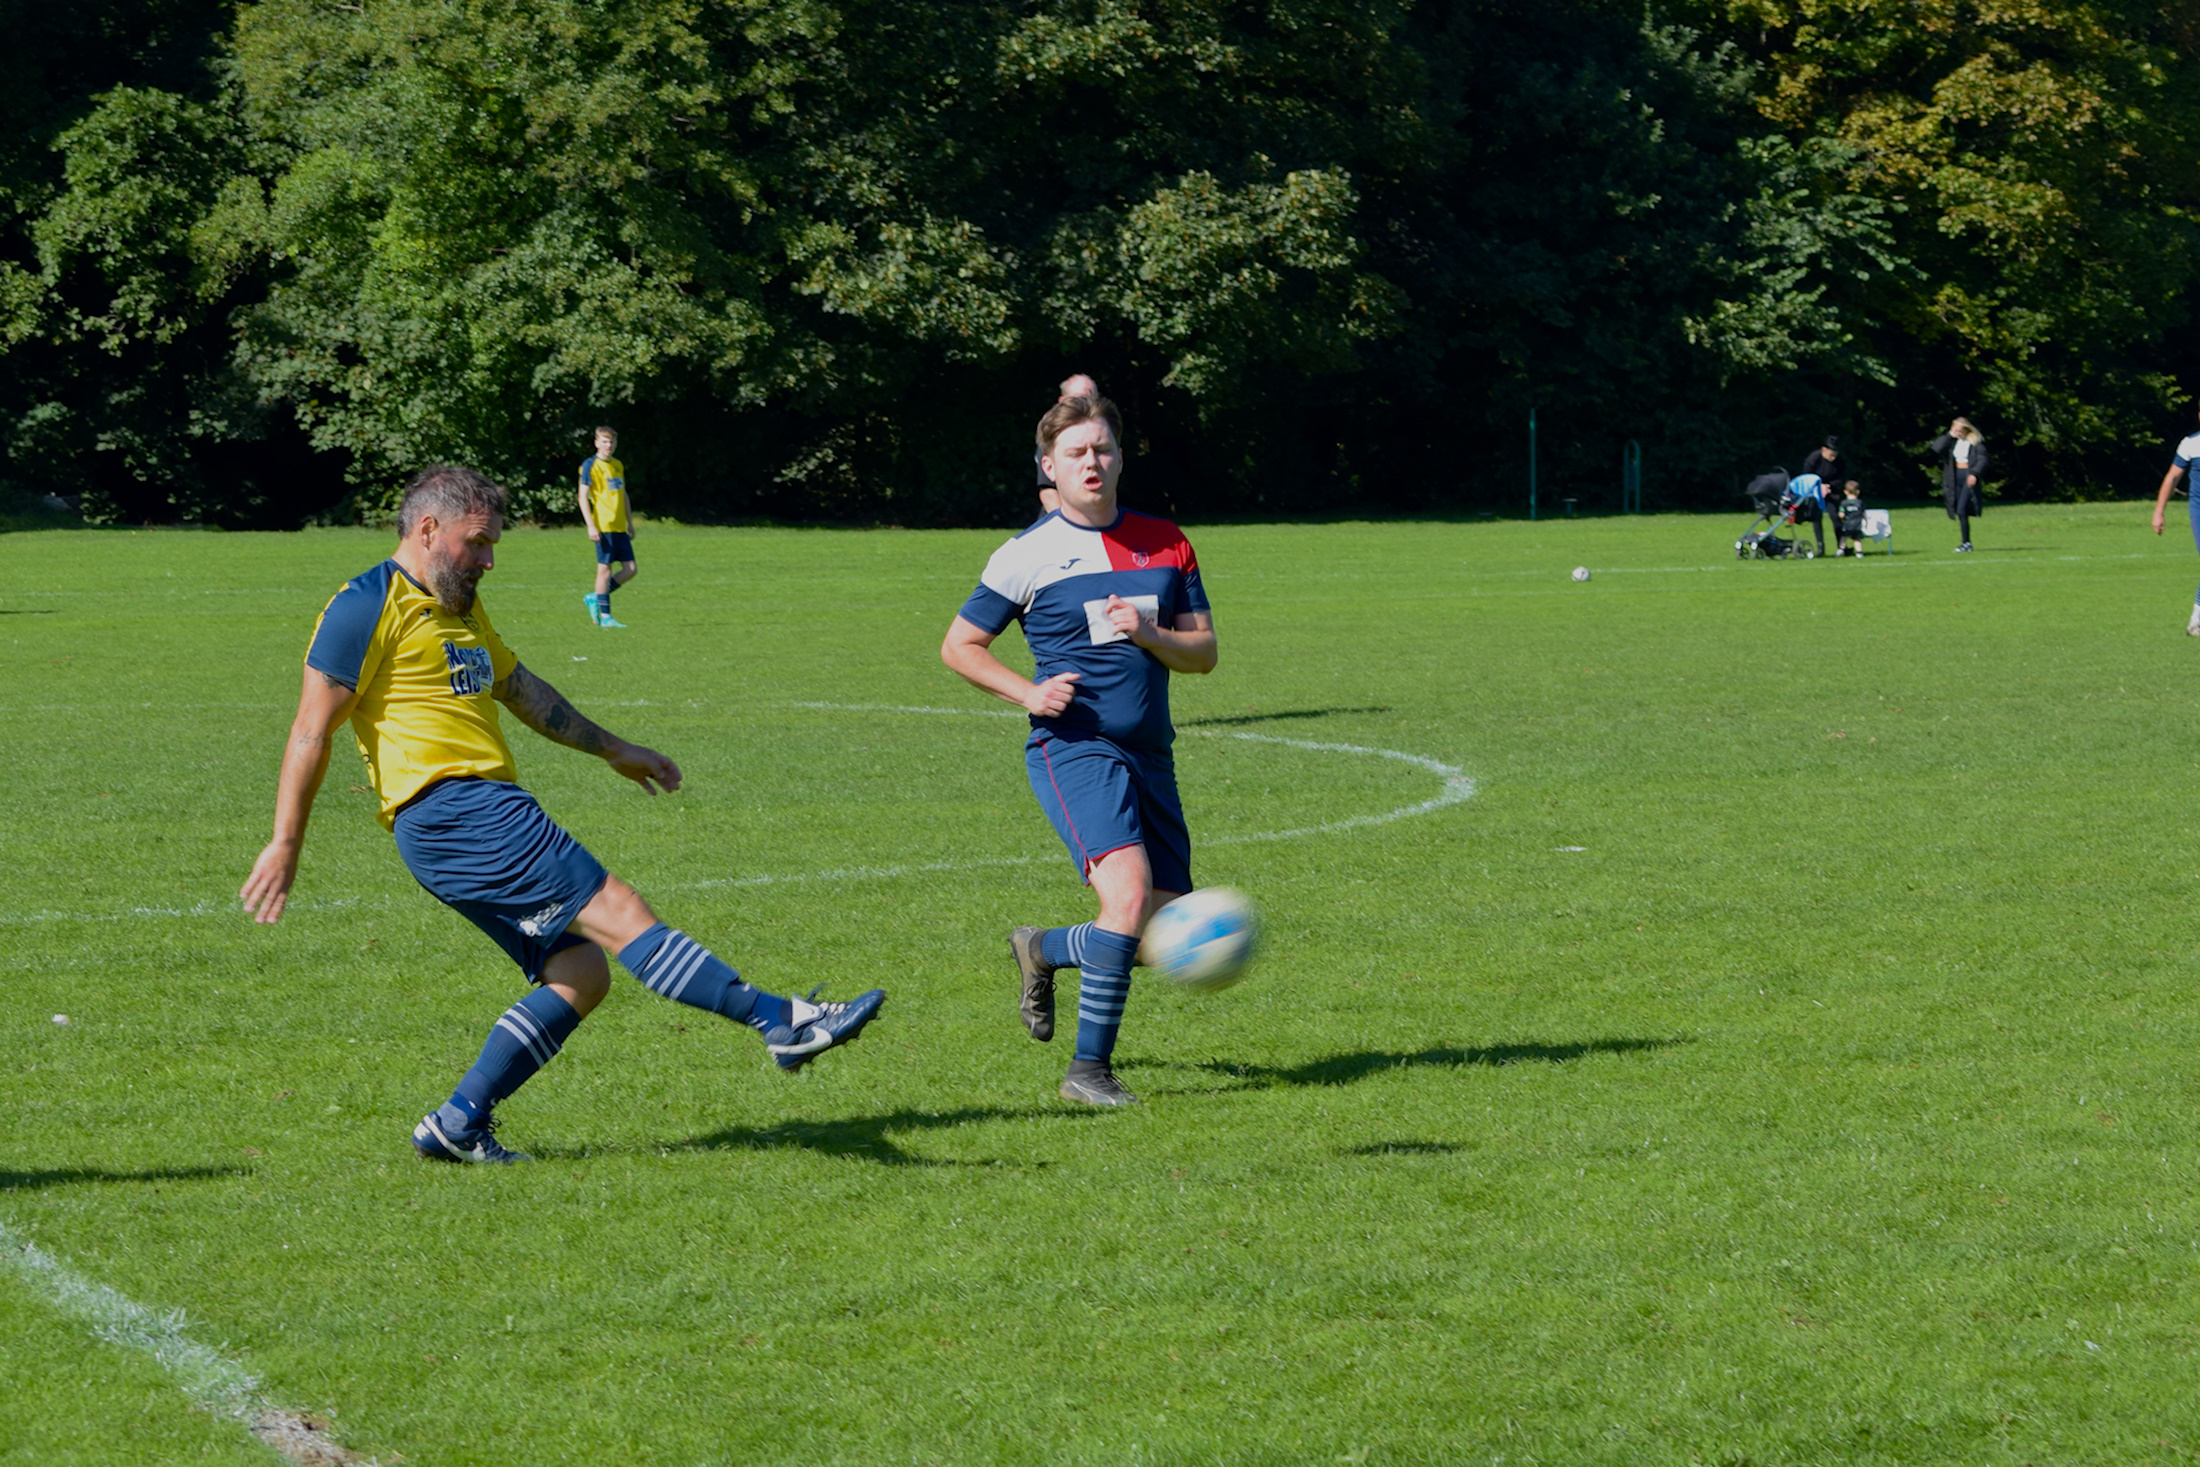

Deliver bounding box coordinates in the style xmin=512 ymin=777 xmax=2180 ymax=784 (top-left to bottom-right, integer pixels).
xmin=1623 ymin=440 xmax=1641 ymax=514
xmin=1529 ymin=407 xmax=1538 ymax=521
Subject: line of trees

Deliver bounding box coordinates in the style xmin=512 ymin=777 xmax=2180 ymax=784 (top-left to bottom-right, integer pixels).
xmin=2 ymin=0 xmax=2196 ymax=527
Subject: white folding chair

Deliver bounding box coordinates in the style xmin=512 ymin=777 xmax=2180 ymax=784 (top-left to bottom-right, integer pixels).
xmin=1861 ymin=509 xmax=1892 ymax=556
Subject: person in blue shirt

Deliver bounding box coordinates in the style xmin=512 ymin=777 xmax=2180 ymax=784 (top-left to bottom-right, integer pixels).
xmin=1785 ymin=472 xmax=1830 ymax=557
xmin=941 ymin=394 xmax=1218 ymax=1106
xmin=2149 ymin=405 xmax=2200 ymax=634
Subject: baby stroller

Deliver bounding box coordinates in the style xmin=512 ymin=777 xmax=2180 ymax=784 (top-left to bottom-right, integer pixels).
xmin=1735 ymin=470 xmax=1820 ymax=560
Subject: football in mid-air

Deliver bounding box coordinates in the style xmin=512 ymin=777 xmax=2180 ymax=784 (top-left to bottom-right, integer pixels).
xmin=1572 ymin=565 xmax=1591 ymax=582
xmin=1142 ymin=887 xmax=1259 ymax=992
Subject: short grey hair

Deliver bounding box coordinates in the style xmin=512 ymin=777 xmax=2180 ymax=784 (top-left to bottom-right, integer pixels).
xmin=397 ymin=465 xmax=508 ymax=536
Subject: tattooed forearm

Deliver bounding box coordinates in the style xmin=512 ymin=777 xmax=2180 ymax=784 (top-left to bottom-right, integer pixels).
xmin=497 ymin=664 xmax=616 ymax=756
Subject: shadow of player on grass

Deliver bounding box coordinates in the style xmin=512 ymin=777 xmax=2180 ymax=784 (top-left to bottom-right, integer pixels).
xmin=1178 ymin=706 xmax=1393 ymax=728
xmin=1136 ymin=1036 xmax=1683 ymax=1094
xmin=0 ymin=1165 xmax=249 ymax=1193
xmin=543 ymin=1104 xmax=1104 ymax=1167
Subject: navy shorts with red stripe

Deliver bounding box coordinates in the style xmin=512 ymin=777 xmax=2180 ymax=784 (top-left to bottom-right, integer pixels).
xmin=1024 ymin=727 xmax=1192 ymax=893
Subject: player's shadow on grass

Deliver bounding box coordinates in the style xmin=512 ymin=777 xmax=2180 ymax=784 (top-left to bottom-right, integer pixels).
xmin=0 ymin=1165 xmax=248 ymax=1192
xmin=1155 ymin=1037 xmax=1682 ymax=1093
xmin=658 ymin=1105 xmax=1100 ymax=1167
xmin=1180 ymin=706 xmax=1393 ymax=728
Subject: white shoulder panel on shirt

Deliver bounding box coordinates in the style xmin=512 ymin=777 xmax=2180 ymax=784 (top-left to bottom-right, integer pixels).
xmin=2176 ymin=431 xmax=2200 ymax=464
xmin=980 ymin=517 xmax=1107 ymax=609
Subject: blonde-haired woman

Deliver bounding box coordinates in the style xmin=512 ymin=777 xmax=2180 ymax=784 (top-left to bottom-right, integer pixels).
xmin=1933 ymin=418 xmax=1989 ymax=552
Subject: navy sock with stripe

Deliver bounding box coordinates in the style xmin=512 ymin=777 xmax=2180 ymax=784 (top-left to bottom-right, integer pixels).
xmin=442 ymin=986 xmax=581 ymax=1130
xmin=1071 ymin=927 xmax=1141 ymax=1065
xmin=618 ymin=923 xmax=794 ymax=1033
xmin=1040 ymin=921 xmax=1094 ymax=970
xmin=1043 ymin=920 xmax=1147 ymax=970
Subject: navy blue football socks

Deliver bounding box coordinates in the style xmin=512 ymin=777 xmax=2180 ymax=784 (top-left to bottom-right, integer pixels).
xmin=1071 ymin=926 xmax=1141 ymax=1064
xmin=434 ymin=926 xmax=809 ymax=1133
xmin=441 ymin=985 xmax=581 ymax=1131
xmin=1043 ymin=919 xmax=1149 ymax=971
xmin=1041 ymin=921 xmax=1093 ymax=970
xmin=618 ymin=922 xmax=796 ymax=1034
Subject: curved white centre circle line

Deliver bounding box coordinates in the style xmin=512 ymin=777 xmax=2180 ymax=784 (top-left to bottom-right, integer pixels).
xmin=774 ymin=701 xmax=1479 ymax=850
xmin=1188 ymin=729 xmax=1478 ymax=844
xmin=1 ymin=706 xmax=1475 ymax=922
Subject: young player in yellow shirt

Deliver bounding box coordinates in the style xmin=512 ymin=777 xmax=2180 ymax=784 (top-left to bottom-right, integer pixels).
xmin=578 ymin=426 xmax=636 ymax=627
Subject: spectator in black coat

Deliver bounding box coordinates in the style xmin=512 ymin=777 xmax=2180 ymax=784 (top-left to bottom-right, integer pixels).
xmin=1801 ymin=434 xmax=1843 ymax=488
xmin=1931 ymin=418 xmax=1988 ymax=552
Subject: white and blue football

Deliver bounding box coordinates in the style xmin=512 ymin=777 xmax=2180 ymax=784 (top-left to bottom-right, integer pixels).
xmin=1141 ymin=887 xmax=1259 ymax=992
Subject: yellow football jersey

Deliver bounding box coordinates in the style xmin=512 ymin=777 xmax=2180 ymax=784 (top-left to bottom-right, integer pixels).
xmin=305 ymin=561 xmax=520 ymax=828
xmin=580 ymin=455 xmax=629 ymax=533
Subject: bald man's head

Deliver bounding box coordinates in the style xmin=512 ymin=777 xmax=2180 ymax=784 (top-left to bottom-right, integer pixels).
xmin=1059 ymin=373 xmax=1099 ymax=401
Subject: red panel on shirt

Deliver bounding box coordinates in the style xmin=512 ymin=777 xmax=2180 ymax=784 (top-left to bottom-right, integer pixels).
xmin=1101 ymin=511 xmax=1196 ymax=575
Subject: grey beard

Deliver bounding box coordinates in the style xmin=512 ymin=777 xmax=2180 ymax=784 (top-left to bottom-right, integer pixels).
xmin=428 ymin=561 xmax=478 ymax=617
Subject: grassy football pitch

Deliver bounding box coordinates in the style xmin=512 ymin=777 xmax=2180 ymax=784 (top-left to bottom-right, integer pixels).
xmin=5 ymin=502 xmax=2200 ymax=1465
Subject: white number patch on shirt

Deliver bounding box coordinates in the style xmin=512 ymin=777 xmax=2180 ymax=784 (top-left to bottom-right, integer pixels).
xmin=1082 ymin=594 xmax=1160 ymax=646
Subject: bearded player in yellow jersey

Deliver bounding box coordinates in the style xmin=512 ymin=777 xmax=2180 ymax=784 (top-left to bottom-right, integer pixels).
xmin=241 ymin=466 xmax=886 ymax=1164
xmin=578 ymin=425 xmax=636 ymax=627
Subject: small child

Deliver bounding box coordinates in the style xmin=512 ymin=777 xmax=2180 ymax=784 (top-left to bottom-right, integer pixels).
xmin=1836 ymin=480 xmax=1865 ymax=557
xmin=578 ymin=426 xmax=636 ymax=627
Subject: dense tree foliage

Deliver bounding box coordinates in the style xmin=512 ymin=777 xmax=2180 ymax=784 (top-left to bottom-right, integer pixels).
xmin=1 ymin=0 xmax=2194 ymax=524
xmin=1676 ymin=0 xmax=2200 ymax=495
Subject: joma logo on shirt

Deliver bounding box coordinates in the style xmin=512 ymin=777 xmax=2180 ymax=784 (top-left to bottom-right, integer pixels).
xmin=443 ymin=641 xmax=493 ymax=697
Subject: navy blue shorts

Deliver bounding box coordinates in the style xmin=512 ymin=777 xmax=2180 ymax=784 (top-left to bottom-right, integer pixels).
xmin=595 ymin=530 xmax=634 ymax=565
xmin=2187 ymin=493 xmax=2200 ymax=571
xmin=392 ymin=779 xmax=609 ymax=982
xmin=1025 ymin=729 xmax=1192 ymax=894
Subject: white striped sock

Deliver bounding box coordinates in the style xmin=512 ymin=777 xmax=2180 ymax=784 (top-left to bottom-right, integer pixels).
xmin=495 ymin=1005 xmax=560 ymax=1069
xmin=644 ymin=932 xmax=708 ymax=1001
xmin=1076 ymin=973 xmax=1131 ymax=1025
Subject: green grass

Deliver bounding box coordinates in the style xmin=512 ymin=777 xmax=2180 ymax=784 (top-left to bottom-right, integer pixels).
xmin=4 ymin=504 xmax=2200 ymax=1465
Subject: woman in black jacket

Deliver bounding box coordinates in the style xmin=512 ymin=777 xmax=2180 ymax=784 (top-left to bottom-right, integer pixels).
xmin=1932 ymin=418 xmax=1988 ymax=551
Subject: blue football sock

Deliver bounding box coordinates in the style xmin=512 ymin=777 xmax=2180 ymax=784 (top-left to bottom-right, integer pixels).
xmin=1071 ymin=927 xmax=1141 ymax=1064
xmin=1041 ymin=921 xmax=1094 ymax=970
xmin=444 ymin=986 xmax=582 ymax=1128
xmin=618 ymin=923 xmax=793 ymax=1033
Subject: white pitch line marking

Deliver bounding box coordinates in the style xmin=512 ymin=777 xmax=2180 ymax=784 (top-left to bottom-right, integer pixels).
xmin=1190 ymin=730 xmax=1477 ymax=842
xmin=4 ymin=707 xmax=1476 ymax=922
xmin=668 ymin=852 xmax=1041 ymax=893
xmin=779 ymin=702 xmax=1479 ymax=846
xmin=785 ymin=699 xmax=1022 ymax=718
xmin=0 ymin=1216 xmax=372 ymax=1464
xmin=0 ymin=896 xmax=364 ymax=928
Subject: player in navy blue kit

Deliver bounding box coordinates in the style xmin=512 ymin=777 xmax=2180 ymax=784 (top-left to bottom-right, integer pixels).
xmin=941 ymin=394 xmax=1218 ymax=1106
xmin=2149 ymin=404 xmax=2200 ymax=633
